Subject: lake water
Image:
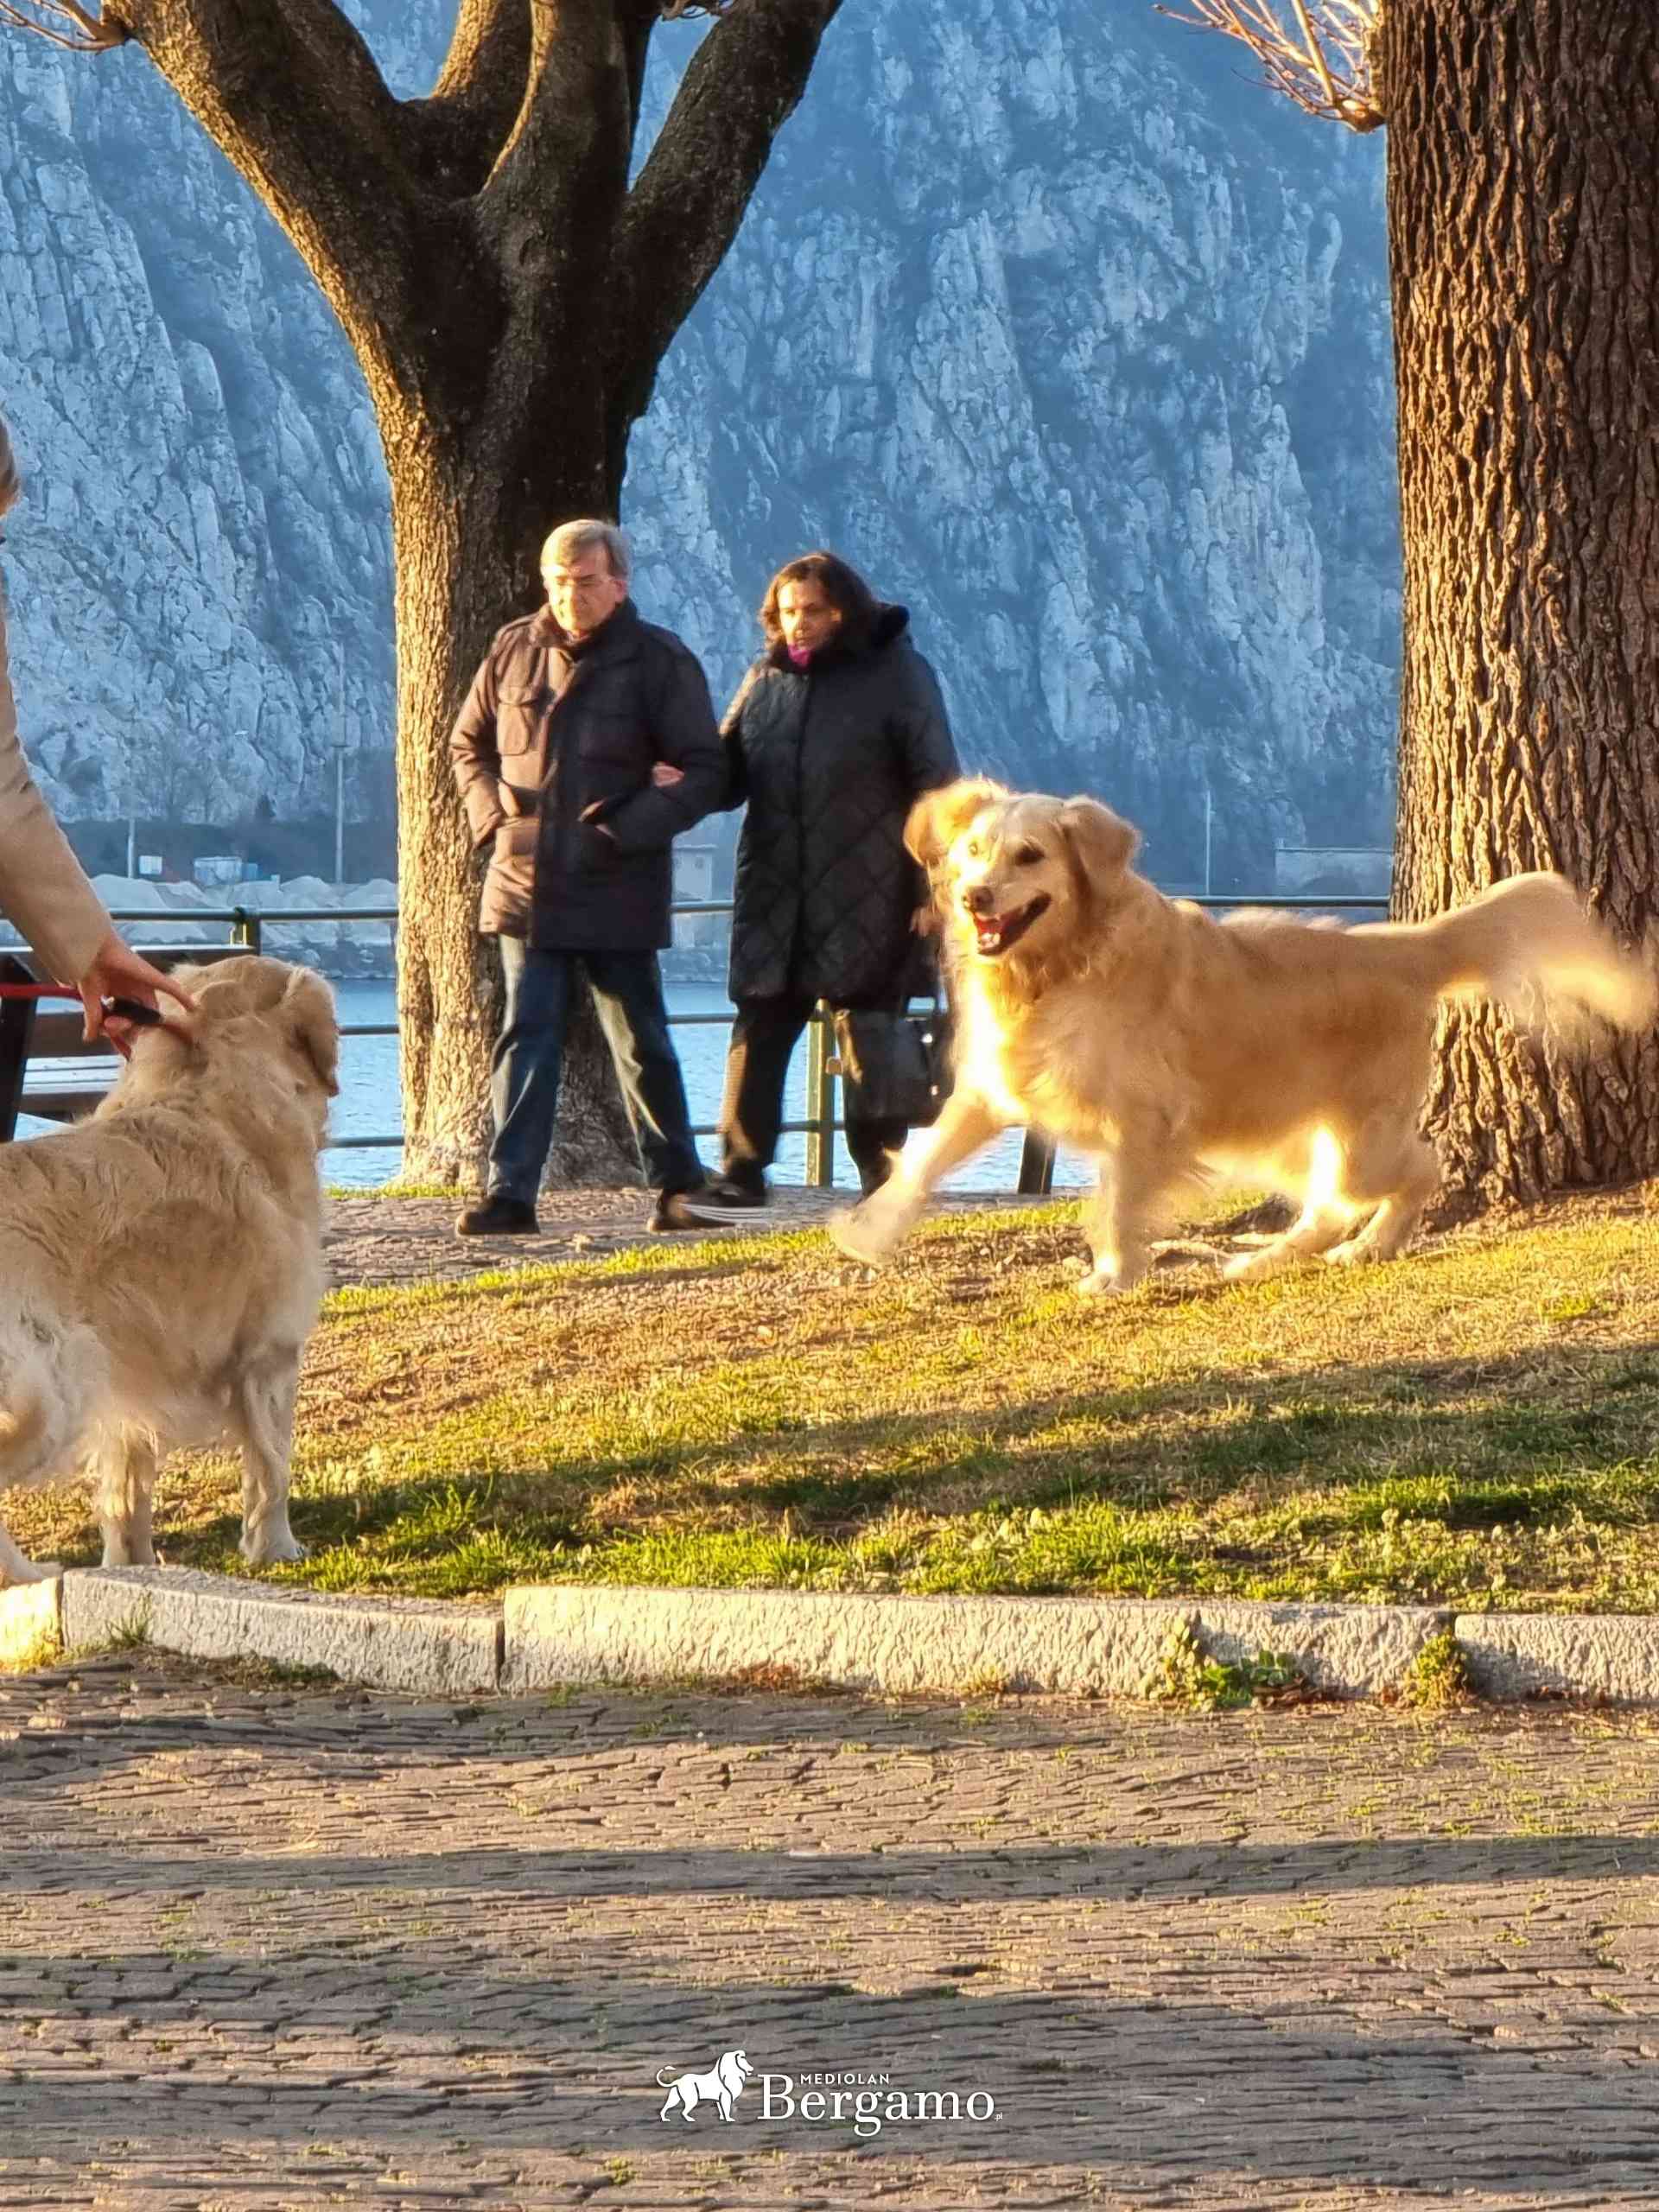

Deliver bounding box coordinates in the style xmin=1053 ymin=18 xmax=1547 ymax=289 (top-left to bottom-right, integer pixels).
xmin=325 ymin=978 xmax=1090 ymax=1193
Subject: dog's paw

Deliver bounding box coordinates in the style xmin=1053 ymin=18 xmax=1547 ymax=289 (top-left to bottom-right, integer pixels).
xmin=1324 ymin=1237 xmax=1379 ymax=1270
xmin=100 ymin=1538 xmax=157 ymax=1569
xmin=828 ymin=1200 xmax=914 ymax=1268
xmin=241 ymin=1528 xmax=307 ymax=1567
xmin=1224 ymin=1244 xmax=1300 ymax=1284
xmin=1076 ymin=1263 xmax=1145 ymax=1298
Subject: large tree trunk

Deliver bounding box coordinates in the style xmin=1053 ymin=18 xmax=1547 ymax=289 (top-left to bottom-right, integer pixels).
xmin=388 ymin=436 xmax=638 ymax=1191
xmin=1381 ymin=0 xmax=1659 ymax=1206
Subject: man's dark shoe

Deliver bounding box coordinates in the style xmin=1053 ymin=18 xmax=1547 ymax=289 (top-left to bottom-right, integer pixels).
xmin=648 ymin=1189 xmax=728 ymax=1233
xmin=688 ymin=1175 xmax=769 ymax=1211
xmin=455 ymin=1194 xmax=539 ymax=1237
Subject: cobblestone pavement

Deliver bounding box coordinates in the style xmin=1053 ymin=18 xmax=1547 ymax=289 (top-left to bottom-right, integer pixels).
xmin=6 ymin=1653 xmax=1659 ymax=2210
xmin=321 ymin=1189 xmax=1060 ymax=1292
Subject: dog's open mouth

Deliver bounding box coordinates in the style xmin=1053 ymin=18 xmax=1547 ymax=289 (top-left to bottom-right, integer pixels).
xmin=969 ymin=894 xmax=1050 ymax=957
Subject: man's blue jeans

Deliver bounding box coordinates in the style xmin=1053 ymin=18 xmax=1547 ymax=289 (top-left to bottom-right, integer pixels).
xmin=488 ymin=939 xmax=704 ymax=1205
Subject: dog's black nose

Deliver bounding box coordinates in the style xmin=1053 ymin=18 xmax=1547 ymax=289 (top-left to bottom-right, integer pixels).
xmin=963 ymin=884 xmax=995 ymax=914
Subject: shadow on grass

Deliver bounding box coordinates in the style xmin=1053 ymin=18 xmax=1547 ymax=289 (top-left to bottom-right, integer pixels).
xmin=140 ymin=1336 xmax=1659 ymax=1602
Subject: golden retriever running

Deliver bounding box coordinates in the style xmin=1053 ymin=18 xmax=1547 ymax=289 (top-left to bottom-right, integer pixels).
xmin=0 ymin=955 xmax=338 ymax=1586
xmin=830 ymin=779 xmax=1654 ymax=1294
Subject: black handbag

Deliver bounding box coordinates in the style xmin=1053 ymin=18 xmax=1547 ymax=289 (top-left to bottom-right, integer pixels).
xmin=832 ymin=1001 xmax=952 ymax=1127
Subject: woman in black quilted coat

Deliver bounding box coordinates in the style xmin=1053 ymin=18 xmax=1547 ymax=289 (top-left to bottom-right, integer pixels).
xmin=697 ymin=552 xmax=960 ymax=1205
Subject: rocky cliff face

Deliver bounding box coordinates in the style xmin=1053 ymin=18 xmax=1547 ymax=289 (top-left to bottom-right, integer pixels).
xmin=0 ymin=23 xmax=393 ymax=834
xmin=0 ymin=0 xmax=1396 ymax=888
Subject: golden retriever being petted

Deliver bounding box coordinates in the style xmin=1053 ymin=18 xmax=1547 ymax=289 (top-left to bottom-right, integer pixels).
xmin=0 ymin=956 xmax=338 ymax=1586
xmin=830 ymin=779 xmax=1654 ymax=1296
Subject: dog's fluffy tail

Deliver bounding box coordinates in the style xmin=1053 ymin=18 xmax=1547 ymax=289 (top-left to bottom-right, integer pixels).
xmin=1386 ymin=874 xmax=1656 ymax=1032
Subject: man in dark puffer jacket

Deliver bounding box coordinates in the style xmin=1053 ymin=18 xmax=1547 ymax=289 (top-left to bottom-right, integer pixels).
xmin=696 ymin=552 xmax=960 ymax=1205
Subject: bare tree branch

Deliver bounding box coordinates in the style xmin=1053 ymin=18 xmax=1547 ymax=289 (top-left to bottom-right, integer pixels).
xmin=5 ymin=0 xmax=741 ymax=194
xmin=609 ymin=0 xmax=843 ymax=422
xmin=0 ymin=0 xmax=126 ymax=50
xmin=401 ymin=0 xmax=533 ymax=198
xmin=431 ymin=0 xmax=529 ymax=101
xmin=102 ymin=0 xmax=439 ymax=391
xmin=617 ymin=0 xmax=660 ymax=155
xmin=479 ymin=0 xmax=633 ymax=264
xmin=1158 ymin=0 xmax=1383 ymax=131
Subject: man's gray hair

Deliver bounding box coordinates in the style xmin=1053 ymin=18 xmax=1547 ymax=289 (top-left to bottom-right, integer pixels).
xmin=0 ymin=414 xmax=18 ymax=523
xmin=541 ymin=518 xmax=631 ymax=580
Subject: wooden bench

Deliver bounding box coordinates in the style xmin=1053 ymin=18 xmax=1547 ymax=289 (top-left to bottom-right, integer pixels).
xmin=0 ymin=944 xmax=247 ymax=1141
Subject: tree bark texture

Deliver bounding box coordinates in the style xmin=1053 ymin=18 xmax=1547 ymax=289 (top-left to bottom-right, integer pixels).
xmin=94 ymin=0 xmax=841 ymax=1186
xmin=1380 ymin=0 xmax=1659 ymax=1205
xmin=385 ymin=443 xmax=636 ymax=1185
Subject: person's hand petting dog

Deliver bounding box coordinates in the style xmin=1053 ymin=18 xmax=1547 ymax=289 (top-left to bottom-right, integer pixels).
xmin=73 ymin=929 xmax=198 ymax=1051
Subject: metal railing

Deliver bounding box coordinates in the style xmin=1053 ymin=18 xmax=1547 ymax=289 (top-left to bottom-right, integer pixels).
xmin=93 ymin=891 xmax=1389 ymax=1192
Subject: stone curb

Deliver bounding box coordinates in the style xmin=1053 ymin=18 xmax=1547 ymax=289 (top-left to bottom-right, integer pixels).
xmin=1188 ymin=1598 xmax=1452 ymax=1697
xmin=1453 ymin=1611 xmax=1659 ymax=1704
xmin=502 ymin=1585 xmax=1452 ymax=1700
xmin=15 ymin=1570 xmax=1659 ymax=1705
xmin=57 ymin=1567 xmax=501 ymax=1696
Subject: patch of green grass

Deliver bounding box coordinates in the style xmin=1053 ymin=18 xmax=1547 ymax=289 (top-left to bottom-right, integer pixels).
xmin=1400 ymin=1628 xmax=1476 ymax=1709
xmin=72 ymin=1610 xmax=152 ymax=1656
xmin=11 ymin=1191 xmax=1659 ymax=1611
xmin=1145 ymin=1623 xmax=1308 ymax=1710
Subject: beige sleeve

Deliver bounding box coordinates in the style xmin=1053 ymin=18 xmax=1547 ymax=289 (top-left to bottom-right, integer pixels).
xmin=0 ymin=589 xmax=110 ymax=983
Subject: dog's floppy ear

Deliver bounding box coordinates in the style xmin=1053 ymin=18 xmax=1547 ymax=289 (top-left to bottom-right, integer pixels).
xmin=282 ymin=965 xmax=340 ymax=1097
xmin=1056 ymin=797 xmax=1139 ymax=890
xmin=905 ymin=778 xmax=1008 ymax=867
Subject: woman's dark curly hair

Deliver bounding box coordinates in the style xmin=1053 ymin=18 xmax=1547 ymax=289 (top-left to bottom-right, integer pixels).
xmin=758 ymin=551 xmax=880 ymax=653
